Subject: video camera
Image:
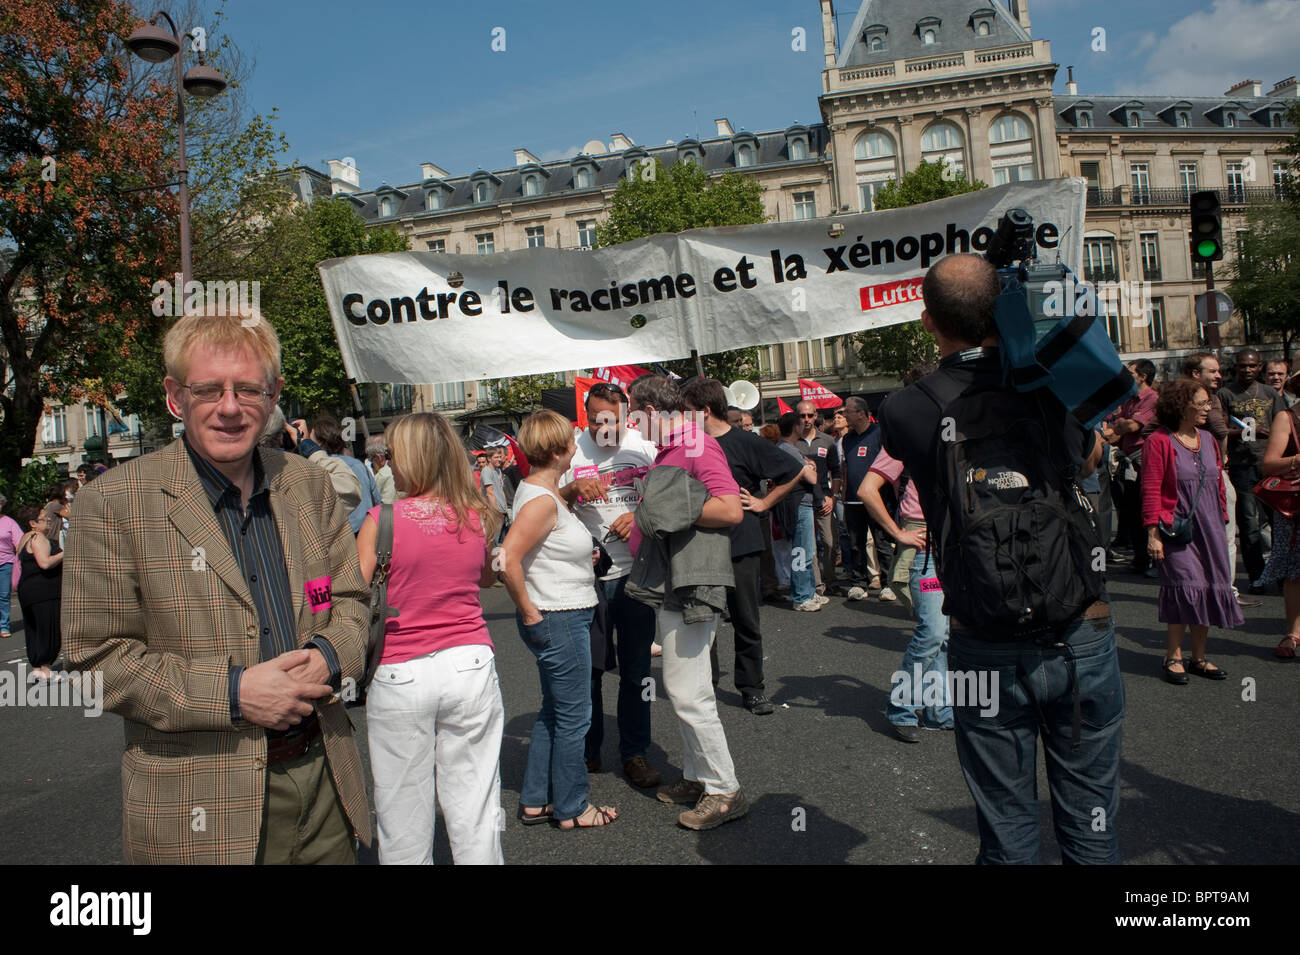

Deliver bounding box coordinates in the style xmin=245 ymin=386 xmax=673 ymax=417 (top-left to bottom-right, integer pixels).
xmin=984 ymin=208 xmax=1135 ymax=429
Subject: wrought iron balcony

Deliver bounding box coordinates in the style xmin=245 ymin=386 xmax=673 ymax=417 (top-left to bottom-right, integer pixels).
xmin=1087 ymin=186 xmax=1279 ymax=208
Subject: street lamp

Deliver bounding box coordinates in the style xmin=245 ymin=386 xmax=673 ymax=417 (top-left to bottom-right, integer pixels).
xmin=126 ymin=10 xmax=227 ymax=286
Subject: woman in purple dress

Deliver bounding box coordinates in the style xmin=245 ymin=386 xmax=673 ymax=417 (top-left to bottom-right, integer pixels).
xmin=1143 ymin=378 xmax=1242 ymax=685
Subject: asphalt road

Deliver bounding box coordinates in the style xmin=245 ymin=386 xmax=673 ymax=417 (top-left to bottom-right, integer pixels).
xmin=1 ymin=567 xmax=1297 ymax=865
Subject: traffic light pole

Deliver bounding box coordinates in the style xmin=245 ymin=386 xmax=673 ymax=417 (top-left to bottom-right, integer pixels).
xmin=1205 ymin=262 xmax=1222 ymax=354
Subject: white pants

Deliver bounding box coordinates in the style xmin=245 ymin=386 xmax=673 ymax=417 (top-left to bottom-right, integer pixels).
xmin=366 ymin=644 xmax=505 ymax=865
xmin=657 ymin=609 xmax=740 ymax=794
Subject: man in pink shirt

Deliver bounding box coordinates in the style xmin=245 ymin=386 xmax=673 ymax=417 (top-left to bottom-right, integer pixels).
xmin=618 ymin=374 xmax=746 ymax=831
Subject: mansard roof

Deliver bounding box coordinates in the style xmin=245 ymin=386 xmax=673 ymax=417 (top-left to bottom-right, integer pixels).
xmin=838 ymin=0 xmax=1031 ymax=68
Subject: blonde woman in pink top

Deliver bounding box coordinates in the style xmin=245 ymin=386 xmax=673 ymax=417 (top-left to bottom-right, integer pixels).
xmin=357 ymin=412 xmax=505 ymax=864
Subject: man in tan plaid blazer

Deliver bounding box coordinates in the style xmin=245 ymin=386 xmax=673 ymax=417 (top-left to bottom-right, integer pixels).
xmin=63 ymin=309 xmax=372 ymax=864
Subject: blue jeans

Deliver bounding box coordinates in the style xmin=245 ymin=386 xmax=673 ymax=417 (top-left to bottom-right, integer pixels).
xmin=586 ymin=575 xmax=656 ymax=764
xmin=887 ymin=551 xmax=952 ymax=728
xmin=791 ymin=505 xmax=816 ymax=605
xmin=517 ymin=607 xmax=595 ymax=821
xmin=0 ymin=563 xmax=11 ymax=632
xmin=948 ymin=617 xmax=1125 ymax=865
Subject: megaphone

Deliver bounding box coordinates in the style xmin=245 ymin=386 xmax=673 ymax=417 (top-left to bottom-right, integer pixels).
xmin=728 ymin=380 xmax=760 ymax=411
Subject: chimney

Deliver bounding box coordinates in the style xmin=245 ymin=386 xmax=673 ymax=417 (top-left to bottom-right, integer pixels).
xmin=420 ymin=161 xmax=450 ymax=180
xmin=609 ymin=132 xmax=634 ymax=150
xmin=513 ymin=148 xmax=539 ymax=166
xmin=821 ymin=0 xmax=837 ymax=69
xmin=326 ymin=157 xmax=360 ymax=195
xmin=1269 ymin=76 xmax=1298 ymax=98
xmin=1008 ymin=0 xmax=1030 ymax=30
xmin=1066 ymin=65 xmax=1077 ymax=96
xmin=715 ymin=117 xmax=734 ymax=137
xmin=1224 ymin=78 xmax=1262 ymax=98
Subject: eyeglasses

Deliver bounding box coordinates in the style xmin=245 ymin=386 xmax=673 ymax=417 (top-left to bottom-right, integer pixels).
xmin=183 ymin=382 xmax=274 ymax=405
xmin=799 ymin=413 xmax=817 ymax=419
xmin=1193 ymin=400 xmax=1213 ymax=409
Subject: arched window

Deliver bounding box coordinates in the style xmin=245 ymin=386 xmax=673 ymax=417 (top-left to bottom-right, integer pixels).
xmin=854 ymin=131 xmax=895 ymax=159
xmin=736 ymin=144 xmax=755 ymax=167
xmin=976 ymin=21 xmax=990 ymax=36
xmin=574 ymin=166 xmax=595 ymax=189
xmin=869 ymin=35 xmax=883 ymax=51
xmin=789 ymin=137 xmax=808 ymax=160
xmin=923 ymin=29 xmax=936 ymax=44
xmin=474 ymin=181 xmax=490 ymax=203
xmin=425 ymin=191 xmax=441 ymax=212
xmin=1178 ymin=111 xmax=1190 ymax=127
xmin=1226 ymin=112 xmax=1237 ymax=128
xmin=921 ymin=123 xmax=962 ymax=152
xmin=522 ymin=175 xmax=541 ymax=197
xmin=1128 ymin=111 xmax=1141 ymax=127
xmin=379 ymin=197 xmax=394 ymax=217
xmin=989 ymin=115 xmax=1030 ymax=144
xmin=1078 ymin=111 xmax=1092 ymax=128
xmin=679 ymin=150 xmax=700 ymax=166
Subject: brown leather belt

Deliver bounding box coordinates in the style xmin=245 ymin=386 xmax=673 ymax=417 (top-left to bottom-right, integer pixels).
xmin=266 ymin=717 xmax=321 ymax=765
xmin=952 ymin=601 xmax=1110 ymax=633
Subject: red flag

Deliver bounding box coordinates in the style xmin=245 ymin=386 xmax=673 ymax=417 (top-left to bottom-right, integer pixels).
xmin=777 ymin=397 xmax=794 ymax=415
xmin=505 ymin=434 xmax=529 ymax=479
xmin=573 ymin=376 xmax=601 ymax=430
xmin=591 ymin=364 xmax=650 ymax=390
xmin=799 ymin=377 xmax=843 ymax=410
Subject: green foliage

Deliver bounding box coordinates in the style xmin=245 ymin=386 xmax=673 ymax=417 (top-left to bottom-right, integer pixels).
xmin=475 ymin=374 xmax=568 ymax=421
xmin=1281 ymin=101 xmax=1300 ymax=208
xmin=1228 ymin=200 xmax=1300 ymax=357
xmin=0 ymin=455 xmax=61 ymax=512
xmin=854 ymin=161 xmax=987 ymax=377
xmin=871 ymin=159 xmax=987 ymax=211
xmin=595 ymin=159 xmax=765 ymax=379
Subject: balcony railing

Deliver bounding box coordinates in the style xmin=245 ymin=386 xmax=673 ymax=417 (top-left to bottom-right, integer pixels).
xmin=1083 ymin=267 xmax=1119 ymax=284
xmin=1142 ymin=267 xmax=1162 ymax=281
xmin=1087 ymin=186 xmax=1279 ymax=208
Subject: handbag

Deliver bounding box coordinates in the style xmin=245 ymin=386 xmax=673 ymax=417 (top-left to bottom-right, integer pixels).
xmin=1157 ymin=438 xmax=1208 ymax=545
xmin=355 ymin=503 xmax=399 ymax=705
xmin=1253 ymin=409 xmax=1300 ymax=519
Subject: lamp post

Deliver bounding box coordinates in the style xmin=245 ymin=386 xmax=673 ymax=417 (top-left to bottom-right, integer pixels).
xmin=126 ymin=10 xmax=227 ymax=286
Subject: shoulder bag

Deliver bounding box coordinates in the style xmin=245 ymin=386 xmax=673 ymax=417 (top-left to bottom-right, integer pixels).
xmin=356 ymin=503 xmax=398 ymax=705
xmin=1253 ymin=407 xmax=1300 ymax=519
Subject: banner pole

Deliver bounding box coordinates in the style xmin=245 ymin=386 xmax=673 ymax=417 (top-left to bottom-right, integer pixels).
xmin=347 ymin=378 xmax=372 ymax=448
xmin=757 ymin=377 xmax=767 ymax=425
xmin=690 ymin=349 xmax=704 ymax=377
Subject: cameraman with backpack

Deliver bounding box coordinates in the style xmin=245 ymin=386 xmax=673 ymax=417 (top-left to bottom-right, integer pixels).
xmin=878 ymin=253 xmax=1122 ymax=865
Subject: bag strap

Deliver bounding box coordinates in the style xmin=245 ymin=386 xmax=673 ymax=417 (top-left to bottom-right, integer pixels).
xmin=374 ymin=503 xmax=394 ymax=585
xmin=1184 ymin=435 xmax=1210 ymax=517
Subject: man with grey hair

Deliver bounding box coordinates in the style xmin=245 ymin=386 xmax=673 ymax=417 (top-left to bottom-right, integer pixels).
xmin=366 ymin=437 xmax=396 ymax=504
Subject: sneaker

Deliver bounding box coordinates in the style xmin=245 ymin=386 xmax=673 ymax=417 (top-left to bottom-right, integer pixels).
xmin=743 ymin=694 xmax=775 ymax=715
xmin=678 ymin=789 xmax=749 ymax=830
xmin=794 ymin=599 xmax=822 ymax=612
xmin=879 ymin=586 xmax=897 ymax=602
xmin=891 ymin=724 xmax=922 ymax=744
xmin=813 ymin=593 xmax=830 ymax=606
xmin=623 ymin=756 xmax=662 ymax=788
xmin=846 ymin=586 xmax=868 ymax=601
xmin=657 ymin=778 xmax=705 ymax=805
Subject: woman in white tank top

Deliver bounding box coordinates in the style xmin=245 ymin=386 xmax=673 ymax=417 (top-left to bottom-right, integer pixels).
xmin=499 ymin=411 xmax=617 ymax=830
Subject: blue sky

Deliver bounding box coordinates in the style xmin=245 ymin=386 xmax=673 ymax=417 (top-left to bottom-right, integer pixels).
xmin=208 ymin=0 xmax=1298 ymax=189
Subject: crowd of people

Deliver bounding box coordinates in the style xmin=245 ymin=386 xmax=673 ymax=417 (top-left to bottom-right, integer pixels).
xmin=7 ymin=252 xmax=1286 ymax=867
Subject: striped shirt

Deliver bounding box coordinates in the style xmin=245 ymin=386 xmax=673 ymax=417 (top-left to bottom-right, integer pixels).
xmin=183 ymin=439 xmax=341 ymax=729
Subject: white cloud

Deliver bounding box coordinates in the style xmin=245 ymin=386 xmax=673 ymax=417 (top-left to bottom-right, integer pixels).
xmin=539 ymin=144 xmax=584 ymax=162
xmin=1137 ymin=0 xmax=1300 ymax=95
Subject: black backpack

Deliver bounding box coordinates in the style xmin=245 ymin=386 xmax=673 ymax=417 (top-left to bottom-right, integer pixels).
xmin=916 ymin=379 xmax=1102 ymax=639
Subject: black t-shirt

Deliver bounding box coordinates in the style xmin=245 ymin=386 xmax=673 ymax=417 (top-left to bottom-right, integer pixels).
xmin=795 ymin=431 xmax=840 ymax=491
xmin=1219 ymin=381 xmax=1286 ymax=467
xmin=716 ymin=426 xmax=804 ymax=557
xmin=879 ymin=348 xmax=1096 ymax=531
xmin=841 ymin=424 xmax=884 ymax=504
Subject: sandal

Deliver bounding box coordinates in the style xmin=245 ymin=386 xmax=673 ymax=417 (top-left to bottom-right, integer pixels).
xmin=518 ymin=804 xmax=553 ymax=826
xmin=1162 ymin=658 xmax=1189 ymax=685
xmin=1186 ymin=658 xmax=1228 ymax=680
xmin=556 ymin=804 xmax=618 ymax=830
xmin=1275 ymin=635 xmax=1299 ymax=659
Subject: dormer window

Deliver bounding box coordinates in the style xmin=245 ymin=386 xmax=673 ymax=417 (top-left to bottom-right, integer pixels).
xmin=1078 ymin=110 xmax=1091 ymax=128
xmin=623 ymin=147 xmax=650 ymax=179
xmin=378 ymin=197 xmax=394 ymax=217
xmin=474 ymin=182 xmax=490 ymax=203
xmin=425 ymin=191 xmax=441 ymax=211
xmin=863 ymin=23 xmax=887 ymax=53
xmin=1275 ymin=113 xmax=1284 ymax=128
xmin=785 ymin=125 xmax=810 ymax=162
xmin=522 ymin=174 xmax=542 ymax=197
xmin=733 ymin=134 xmax=758 ymax=169
xmin=1226 ymin=112 xmax=1237 ymax=127
xmin=1178 ymin=111 xmax=1190 ymax=127
xmin=971 ymin=8 xmax=995 ymax=36
xmin=1128 ymin=111 xmax=1141 ymax=127
xmin=573 ymin=162 xmax=597 ymax=189
xmin=916 ymin=16 xmax=941 ymax=45
xmin=680 ymin=149 xmax=700 ymax=165
xmin=470 ymin=171 xmax=500 ymax=205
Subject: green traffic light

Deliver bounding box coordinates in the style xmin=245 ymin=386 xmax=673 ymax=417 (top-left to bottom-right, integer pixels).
xmin=1196 ymin=239 xmax=1220 ymax=258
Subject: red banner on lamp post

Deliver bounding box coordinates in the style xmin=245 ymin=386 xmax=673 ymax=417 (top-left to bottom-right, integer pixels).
xmin=798 ymin=378 xmax=842 ymax=409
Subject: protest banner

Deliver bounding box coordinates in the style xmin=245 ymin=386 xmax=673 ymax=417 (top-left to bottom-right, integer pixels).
xmin=318 ymin=179 xmax=1085 ymax=385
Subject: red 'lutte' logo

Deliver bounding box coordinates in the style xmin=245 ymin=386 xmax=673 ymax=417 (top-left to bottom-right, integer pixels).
xmin=859 ymin=277 xmax=925 ymax=311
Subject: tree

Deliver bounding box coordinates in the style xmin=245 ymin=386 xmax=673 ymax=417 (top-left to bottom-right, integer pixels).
xmin=595 ymin=158 xmax=766 ymax=381
xmin=475 ymin=373 xmax=568 ymax=421
xmin=853 ymin=160 xmax=989 ymax=378
xmin=1228 ymin=200 xmax=1300 ymax=361
xmin=238 ymin=196 xmax=408 ymax=419
xmin=1 ymin=0 xmax=174 ymax=490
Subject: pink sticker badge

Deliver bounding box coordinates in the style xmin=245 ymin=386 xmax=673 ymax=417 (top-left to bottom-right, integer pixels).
xmin=305 ymin=575 xmax=332 ymax=613
xmin=857 ymin=446 xmax=868 ymax=457
xmin=573 ymin=465 xmax=599 ymax=480
xmin=919 ymin=577 xmax=942 ymax=593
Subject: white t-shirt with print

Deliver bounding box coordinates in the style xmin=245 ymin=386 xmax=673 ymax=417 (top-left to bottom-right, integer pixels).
xmin=560 ymin=426 xmax=657 ymax=579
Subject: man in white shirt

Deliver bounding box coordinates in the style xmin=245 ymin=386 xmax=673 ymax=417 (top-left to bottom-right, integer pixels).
xmin=480 ymin=444 xmax=511 ymax=543
xmin=365 ymin=438 xmax=396 ymax=504
xmin=558 ymin=382 xmax=662 ymax=789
